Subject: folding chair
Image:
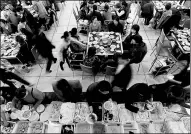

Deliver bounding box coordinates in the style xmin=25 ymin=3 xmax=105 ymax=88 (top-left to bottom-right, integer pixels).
xmin=80 ymin=64 xmax=96 ymax=82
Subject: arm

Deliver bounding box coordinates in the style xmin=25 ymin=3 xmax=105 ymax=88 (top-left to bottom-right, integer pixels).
xmin=115 ymin=10 xmax=125 ymax=17
xmin=32 ymin=88 xmax=45 ymax=110
xmin=70 ymin=37 xmax=86 ymax=47
xmin=125 ymin=101 xmax=139 ymax=113
xmin=89 ymin=23 xmax=92 ymax=32
xmin=52 ymin=83 xmax=66 ymax=102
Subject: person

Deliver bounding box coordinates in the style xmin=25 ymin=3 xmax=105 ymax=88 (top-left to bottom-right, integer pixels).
xmin=0 ymin=68 xmax=32 ymax=88
xmin=33 ymin=27 xmax=57 ymax=73
xmin=88 ymin=4 xmax=103 ymax=23
xmin=179 ymin=9 xmax=190 ymax=29
xmin=108 ymin=16 xmax=124 ymax=34
xmin=141 ymin=0 xmax=154 ymax=25
xmin=20 ymin=28 xmax=34 ymax=50
xmin=1 ymin=95 xmax=10 ymax=127
xmin=114 ymin=1 xmax=127 ymax=21
xmin=111 ymin=53 xmax=132 ymax=91
xmin=125 ymin=35 xmax=147 ymax=64
xmin=69 ymin=28 xmax=87 ymax=53
xmin=156 ymin=3 xmax=172 ymax=29
xmin=15 ymin=35 xmax=35 ymax=66
xmin=101 ymin=53 xmax=119 ymax=71
xmin=86 ymin=80 xmax=112 ymax=109
xmin=89 ymin=16 xmax=101 ymax=32
xmin=32 ymin=0 xmax=47 ymax=19
xmin=149 ymin=82 xmax=190 ymax=108
xmin=52 ymin=79 xmax=82 ymax=103
xmin=17 ymin=17 xmax=33 ymax=33
xmin=45 ymin=6 xmax=58 ymax=30
xmin=12 ymin=86 xmax=45 ymax=111
xmin=0 ymin=19 xmax=17 ymax=35
xmin=79 ymin=2 xmax=88 ymax=20
xmin=16 ymin=5 xmax=38 ymax=33
xmin=123 ymin=24 xmax=141 ymax=50
xmin=0 ymin=86 xmax=16 ymax=102
xmin=83 ymin=47 xmax=101 ymax=74
xmin=124 ymin=83 xmax=153 ymax=113
xmin=102 ymin=4 xmax=112 ymax=21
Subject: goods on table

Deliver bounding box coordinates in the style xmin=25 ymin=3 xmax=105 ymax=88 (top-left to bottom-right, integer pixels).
xmin=49 ymin=101 xmax=63 ymax=121
xmin=12 ymin=121 xmax=29 ymax=133
xmin=118 ymin=104 xmax=134 ymax=123
xmin=92 ymin=122 xmax=106 ymax=133
xmin=139 ymin=122 xmax=165 ymax=133
xmin=61 ymin=124 xmax=75 ymax=134
xmin=86 ymin=113 xmax=97 ymax=124
xmin=21 ymin=110 xmax=31 ymax=120
xmin=105 ymin=123 xmax=123 ymax=133
xmin=164 ymin=121 xmax=188 ymax=133
xmin=21 ymin=105 xmax=30 ymax=111
xmin=28 ymin=121 xmax=44 ymax=133
xmin=75 ymin=123 xmax=92 ymax=133
xmin=181 ymin=117 xmax=190 ymax=133
xmin=150 ymin=102 xmax=165 ymax=121
xmin=74 ymin=102 xmax=90 ymax=123
xmin=5 ymin=102 xmax=12 ymax=111
xmin=10 ymin=112 xmax=18 ymax=120
xmin=1 ymin=122 xmax=15 ymax=134
xmin=92 ymin=102 xmax=102 ymax=121
xmin=123 ymin=122 xmax=140 ymax=133
xmin=40 ymin=111 xmax=49 ymax=122
xmin=163 ymin=107 xmax=183 ymax=121
xmin=36 ymin=104 xmax=45 ymax=113
xmin=59 ymin=103 xmax=75 ymax=124
xmin=103 ymin=101 xmax=119 ymax=122
xmin=29 ymin=111 xmax=39 ymax=121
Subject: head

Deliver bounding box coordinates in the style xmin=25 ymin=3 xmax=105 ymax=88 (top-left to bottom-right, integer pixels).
xmin=104 ymin=4 xmax=109 ymax=12
xmin=88 ymin=47 xmax=96 ymax=57
xmin=167 ymin=85 xmax=185 ymax=103
xmin=45 ymin=6 xmax=51 ymax=13
xmin=130 ymin=35 xmax=143 ymax=45
xmin=16 ymin=5 xmax=24 ymax=17
xmin=165 ymin=3 xmax=171 ymax=11
xmin=93 ymin=4 xmax=97 ymax=11
xmin=131 ymin=24 xmax=140 ymax=35
xmin=113 ymin=16 xmax=120 ymax=26
xmin=122 ymin=1 xmax=127 ymax=9
xmin=15 ymin=35 xmax=25 ymax=45
xmin=70 ymin=27 xmax=78 ymax=37
xmin=97 ymin=80 xmax=111 ymax=95
xmin=92 ymin=16 xmax=98 ymax=23
xmin=61 ymin=31 xmax=71 ymax=41
xmin=15 ymin=88 xmax=28 ymax=99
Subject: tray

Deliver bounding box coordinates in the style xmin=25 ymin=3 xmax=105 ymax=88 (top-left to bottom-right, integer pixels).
xmin=59 ymin=103 xmax=75 ymax=124
xmin=61 ymin=124 xmax=75 ymax=134
xmin=75 ymin=122 xmax=92 ymax=133
xmin=74 ymin=102 xmax=90 ymax=123
xmin=105 ymin=123 xmax=123 ymax=133
xmin=118 ymin=104 xmax=134 ymax=123
xmin=123 ymin=121 xmax=140 ymax=133
xmin=138 ymin=121 xmax=165 ymax=133
xmin=1 ymin=121 xmax=16 ymax=134
xmin=102 ymin=101 xmax=119 ymax=122
xmin=12 ymin=121 xmax=29 ymax=133
xmin=181 ymin=117 xmax=190 ymax=133
xmin=27 ymin=121 xmax=44 ymax=133
xmin=44 ymin=122 xmax=62 ymax=133
xmin=92 ymin=122 xmax=106 ymax=133
xmin=49 ymin=101 xmax=63 ymax=121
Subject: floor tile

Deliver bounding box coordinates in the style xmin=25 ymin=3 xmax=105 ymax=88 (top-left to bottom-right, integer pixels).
xmin=145 ymin=30 xmax=160 ymax=40
xmin=23 ymin=76 xmax=40 ymax=88
xmin=142 ymin=50 xmax=155 ymax=62
xmin=24 ymin=65 xmax=43 ymax=77
xmin=40 ymin=62 xmax=59 ymax=77
xmin=127 ymin=74 xmax=147 ymax=89
xmin=148 ymin=39 xmax=157 ymax=49
xmin=139 ymin=31 xmax=148 ymax=40
xmin=143 ymin=39 xmax=152 ymax=50
xmin=37 ymin=77 xmax=56 ymax=92
xmin=131 ymin=63 xmax=145 ymax=75
xmin=51 ymin=33 xmax=63 ymax=43
xmin=54 ymin=26 xmax=68 ymax=34
xmin=56 ymin=67 xmax=74 ymax=77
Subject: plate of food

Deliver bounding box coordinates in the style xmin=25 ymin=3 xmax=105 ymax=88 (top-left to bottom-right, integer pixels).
xmin=181 ymin=117 xmax=190 ymax=133
xmin=28 ymin=121 xmax=44 ymax=133
xmin=21 ymin=105 xmax=30 ymax=111
xmin=86 ymin=113 xmax=97 ymax=124
xmin=1 ymin=121 xmax=16 ymax=134
xmin=118 ymin=104 xmax=134 ymax=123
xmin=5 ymin=102 xmax=12 ymax=111
xmin=49 ymin=101 xmax=63 ymax=121
xmin=21 ymin=110 xmax=32 ymax=120
xmin=36 ymin=104 xmax=45 ymax=113
xmin=103 ymin=101 xmax=113 ymax=111
xmin=74 ymin=102 xmax=90 ymax=123
xmin=103 ymin=101 xmax=119 ymax=122
xmin=29 ymin=111 xmax=39 ymax=122
xmin=12 ymin=121 xmax=29 ymax=133
xmin=183 ymin=46 xmax=190 ymax=51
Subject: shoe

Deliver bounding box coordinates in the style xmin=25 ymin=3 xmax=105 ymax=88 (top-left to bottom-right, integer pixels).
xmin=46 ymin=70 xmax=52 ymax=73
xmin=60 ymin=62 xmax=64 ymax=71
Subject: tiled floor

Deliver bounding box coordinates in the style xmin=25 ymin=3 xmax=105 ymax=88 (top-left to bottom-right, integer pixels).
xmin=10 ymin=1 xmax=172 ymax=92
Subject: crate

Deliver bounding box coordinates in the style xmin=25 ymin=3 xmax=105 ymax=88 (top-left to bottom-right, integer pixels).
xmin=11 ymin=121 xmax=29 ymax=133
xmin=27 ymin=121 xmax=45 ymax=133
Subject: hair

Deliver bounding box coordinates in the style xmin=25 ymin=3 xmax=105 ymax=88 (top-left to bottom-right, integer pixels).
xmin=113 ymin=16 xmax=120 ymax=22
xmin=15 ymin=35 xmax=25 ymax=45
xmin=131 ymin=35 xmax=143 ymax=44
xmin=165 ymin=3 xmax=171 ymax=10
xmin=131 ymin=24 xmax=140 ymax=34
xmin=15 ymin=88 xmax=27 ymax=99
xmin=61 ymin=31 xmax=70 ymax=39
xmin=98 ymin=80 xmax=112 ymax=92
xmin=169 ymin=85 xmax=184 ymax=98
xmin=122 ymin=1 xmax=127 ymax=7
xmin=88 ymin=47 xmax=96 ymax=57
xmin=93 ymin=4 xmax=97 ymax=11
xmin=70 ymin=28 xmax=77 ymax=37
xmin=80 ymin=2 xmax=87 ymax=9
xmin=16 ymin=5 xmax=23 ymax=12
xmin=45 ymin=6 xmax=51 ymax=11
xmin=104 ymin=4 xmax=109 ymax=11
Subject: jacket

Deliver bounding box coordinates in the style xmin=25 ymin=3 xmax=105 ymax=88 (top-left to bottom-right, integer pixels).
xmin=141 ymin=2 xmax=154 ymax=16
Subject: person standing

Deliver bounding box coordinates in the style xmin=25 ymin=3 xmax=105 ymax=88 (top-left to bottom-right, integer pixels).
xmin=141 ymin=0 xmax=154 ymax=25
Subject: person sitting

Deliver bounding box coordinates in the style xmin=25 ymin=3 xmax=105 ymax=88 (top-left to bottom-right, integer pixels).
xmin=79 ymin=2 xmax=89 ymax=20
xmin=17 ymin=17 xmax=33 ymax=33
xmin=0 ymin=19 xmax=17 ymax=35
xmin=83 ymin=47 xmax=101 ymax=74
xmin=114 ymin=1 xmax=127 ymax=21
xmin=141 ymin=0 xmax=154 ymax=25
xmin=89 ymin=16 xmax=101 ymax=32
xmin=101 ymin=53 xmax=119 ymax=71
xmin=69 ymin=28 xmax=86 ymax=53
xmin=12 ymin=86 xmax=45 ymax=111
xmin=156 ymin=3 xmax=172 ymax=29
xmin=125 ymin=35 xmax=147 ymax=64
xmin=88 ymin=4 xmax=103 ymax=23
xmin=124 ymin=83 xmax=153 ymax=113
xmin=16 ymin=35 xmax=35 ymax=67
xmin=52 ymin=79 xmax=82 ymax=103
xmin=123 ymin=24 xmax=141 ymax=50
xmin=179 ymin=9 xmax=190 ymax=29
xmin=102 ymin=4 xmax=112 ymax=21
xmin=86 ymin=80 xmax=112 ymax=109
xmin=108 ymin=16 xmax=124 ymax=34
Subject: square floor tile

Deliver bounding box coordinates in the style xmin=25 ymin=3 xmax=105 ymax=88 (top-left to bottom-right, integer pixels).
xmin=37 ymin=77 xmax=56 ymax=92
xmin=24 ymin=65 xmax=43 ymax=77
xmin=148 ymin=39 xmax=157 ymax=49
xmin=127 ymin=74 xmax=147 ymax=89
xmin=142 ymin=50 xmax=155 ymax=62
xmin=139 ymin=31 xmax=148 ymax=40
xmin=143 ymin=39 xmax=152 ymax=50
xmin=142 ymin=61 xmax=155 ymax=74
xmin=58 ymin=19 xmax=70 ymax=26
xmin=145 ymin=74 xmax=166 ymax=85
xmin=52 ymin=33 xmax=63 ymax=43
xmin=54 ymin=26 xmax=68 ymax=33
xmin=146 ymin=30 xmax=160 ymax=40
xmin=57 ymin=67 xmax=74 ymax=77
xmin=52 ymin=41 xmax=62 ymax=52
xmin=40 ymin=62 xmax=59 ymax=77
xmin=131 ymin=63 xmax=145 ymax=75
xmin=23 ymin=76 xmax=40 ymax=88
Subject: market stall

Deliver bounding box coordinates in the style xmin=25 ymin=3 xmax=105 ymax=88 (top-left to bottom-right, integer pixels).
xmin=1 ymin=100 xmax=190 ymax=133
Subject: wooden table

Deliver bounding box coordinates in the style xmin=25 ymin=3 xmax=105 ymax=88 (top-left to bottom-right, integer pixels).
xmin=87 ymin=32 xmax=123 ymax=56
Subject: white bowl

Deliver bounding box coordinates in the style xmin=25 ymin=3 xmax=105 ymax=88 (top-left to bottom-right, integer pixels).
xmin=36 ymin=104 xmax=45 ymax=113
xmin=103 ymin=101 xmax=113 ymax=111
xmin=86 ymin=113 xmax=97 ymax=124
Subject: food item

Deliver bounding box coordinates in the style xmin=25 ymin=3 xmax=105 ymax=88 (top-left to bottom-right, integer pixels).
xmin=22 ymin=110 xmax=31 ymax=119
xmin=59 ymin=103 xmax=75 ymax=124
xmin=36 ymin=104 xmax=45 ymax=113
xmin=182 ymin=117 xmax=190 ymax=132
xmin=21 ymin=105 xmax=29 ymax=111
xmin=75 ymin=123 xmax=91 ymax=133
xmin=61 ymin=125 xmax=74 ymax=134
xmin=164 ymin=121 xmax=188 ymax=133
xmin=133 ymin=111 xmax=151 ymax=122
xmin=5 ymin=102 xmax=12 ymax=111
xmin=103 ymin=101 xmax=113 ymax=111
xmin=49 ymin=101 xmax=63 ymax=121
xmin=1 ymin=122 xmax=15 ymax=133
xmin=103 ymin=101 xmax=119 ymax=122
xmin=106 ymin=123 xmax=123 ymax=133
xmin=163 ymin=108 xmax=182 ymax=121
xmin=14 ymin=121 xmax=29 ymax=133
xmin=40 ymin=112 xmax=49 ymax=122
xmin=74 ymin=102 xmax=90 ymax=123
xmin=10 ymin=112 xmax=18 ymax=120
xmin=150 ymin=102 xmax=165 ymax=121
xmin=93 ymin=123 xmax=106 ymax=133
xmin=29 ymin=111 xmax=39 ymax=121
xmin=29 ymin=122 xmax=44 ymax=133
xmin=118 ymin=104 xmax=134 ymax=123
xmin=86 ymin=113 xmax=97 ymax=124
